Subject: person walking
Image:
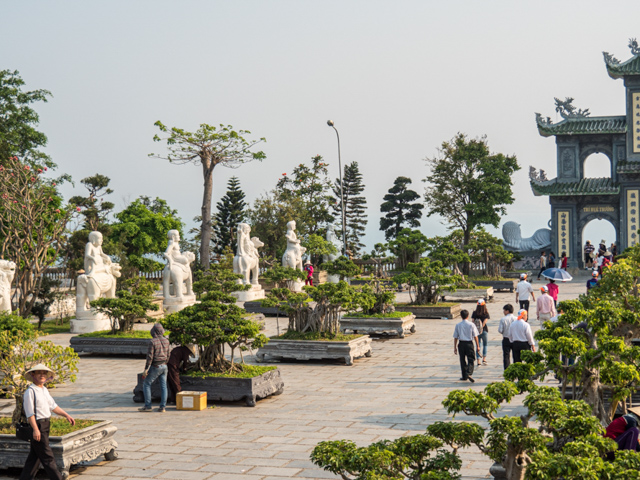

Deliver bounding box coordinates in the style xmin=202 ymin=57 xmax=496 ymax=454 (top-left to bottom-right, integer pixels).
xmin=472 ymin=299 xmax=490 ymax=366
xmin=536 ymin=286 xmax=557 ymax=328
xmin=560 ymin=252 xmax=568 ymax=270
xmin=509 ymin=310 xmax=536 ymax=363
xmin=515 ymin=273 xmax=535 ymax=314
xmin=586 ymin=271 xmax=599 ymax=292
xmin=548 ymin=251 xmax=556 ymax=268
xmin=304 ymin=261 xmax=314 ymax=286
xmin=596 ymin=252 xmax=605 ymax=277
xmin=546 ymin=279 xmax=559 ymax=307
xmin=20 ymin=364 xmax=75 ymax=480
xmin=610 ymin=242 xmax=618 ymax=261
xmin=139 ymin=323 xmax=170 ymax=413
xmin=453 ymin=309 xmax=481 ymax=383
xmin=584 ymin=240 xmax=595 ymax=269
xmin=536 ymin=252 xmax=547 ymax=280
xmin=498 ymin=304 xmax=516 ymax=370
xmin=167 ymin=344 xmax=196 ymax=405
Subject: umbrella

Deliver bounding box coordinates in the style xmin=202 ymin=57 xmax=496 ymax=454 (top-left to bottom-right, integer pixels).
xmin=540 ymin=268 xmax=573 ymax=282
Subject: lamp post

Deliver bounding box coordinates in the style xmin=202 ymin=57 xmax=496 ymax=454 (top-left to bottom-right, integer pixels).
xmin=327 ymin=120 xmax=348 ymax=257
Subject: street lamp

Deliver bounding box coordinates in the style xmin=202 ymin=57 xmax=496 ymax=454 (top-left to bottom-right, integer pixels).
xmin=327 ymin=120 xmax=348 ymax=257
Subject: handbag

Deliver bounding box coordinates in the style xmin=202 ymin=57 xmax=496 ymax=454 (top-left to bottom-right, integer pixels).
xmin=15 ymin=388 xmax=36 ymax=442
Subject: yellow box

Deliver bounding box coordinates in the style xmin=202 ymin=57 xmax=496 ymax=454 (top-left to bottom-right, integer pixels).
xmin=177 ymin=391 xmax=207 ymax=411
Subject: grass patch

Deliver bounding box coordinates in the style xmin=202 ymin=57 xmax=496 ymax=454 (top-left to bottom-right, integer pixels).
xmin=343 ymin=311 xmax=410 ymax=318
xmin=0 ymin=417 xmax=99 ymax=436
xmin=77 ymin=330 xmax=152 ymax=339
xmin=396 ymin=302 xmax=459 ymax=307
xmin=37 ymin=318 xmax=72 ymax=335
xmin=272 ymin=331 xmax=362 ymax=341
xmin=185 ymin=365 xmax=277 ymax=379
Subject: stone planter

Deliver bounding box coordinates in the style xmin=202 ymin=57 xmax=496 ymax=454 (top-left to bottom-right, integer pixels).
xmin=243 ymin=301 xmax=288 ymax=316
xmin=340 ymin=314 xmax=416 ymax=338
xmin=133 ymin=367 xmax=284 ymax=407
xmin=503 ymin=271 xmax=532 ymax=279
xmin=395 ymin=303 xmax=462 ymax=319
xmin=70 ymin=336 xmax=149 ymax=355
xmin=442 ymin=287 xmax=493 ymax=302
xmin=0 ymin=420 xmax=118 ymax=479
xmin=255 ymin=335 xmax=372 ymax=365
xmin=470 ymin=280 xmax=517 ymax=292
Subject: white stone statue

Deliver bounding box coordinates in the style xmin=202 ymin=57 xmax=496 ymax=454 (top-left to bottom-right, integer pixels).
xmin=0 ymin=259 xmax=16 ymax=313
xmin=323 ymin=225 xmax=342 ymax=284
xmin=233 ymin=223 xmax=263 ymax=285
xmin=282 ymin=220 xmax=305 ymax=270
xmin=231 ymin=223 xmax=266 ymax=301
xmin=162 ymin=230 xmax=196 ymax=313
xmin=72 ymin=231 xmax=122 ymax=333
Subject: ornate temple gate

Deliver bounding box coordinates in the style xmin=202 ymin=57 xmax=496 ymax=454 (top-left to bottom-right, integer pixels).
xmin=530 ymin=40 xmax=640 ymax=267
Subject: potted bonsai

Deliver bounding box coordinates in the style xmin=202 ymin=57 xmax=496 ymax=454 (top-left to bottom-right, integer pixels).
xmin=69 ymin=277 xmax=160 ymax=355
xmin=135 ymin=264 xmax=283 ymax=407
xmin=340 ymin=281 xmax=417 ymax=338
xmin=245 ymin=265 xmax=307 ymax=316
xmin=0 ymin=327 xmax=118 ymax=478
xmin=393 ymin=258 xmax=463 ymax=319
xmin=255 ymin=281 xmax=373 ymax=365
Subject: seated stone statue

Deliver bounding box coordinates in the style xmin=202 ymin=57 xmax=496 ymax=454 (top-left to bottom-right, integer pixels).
xmin=76 ymin=231 xmax=121 ymax=314
xmin=233 ymin=223 xmax=263 ymax=285
xmin=502 ymin=221 xmax=551 ymax=252
xmin=323 ymin=225 xmax=341 ymax=263
xmin=282 ymin=220 xmax=304 ymax=271
xmin=163 ymin=230 xmax=195 ymax=301
xmin=0 ymin=259 xmax=16 ymax=313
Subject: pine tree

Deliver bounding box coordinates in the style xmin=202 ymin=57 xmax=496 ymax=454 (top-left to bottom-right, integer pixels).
xmin=213 ymin=176 xmax=247 ymax=254
xmin=333 ymin=162 xmax=367 ymax=257
xmin=379 ymin=176 xmax=424 ymax=241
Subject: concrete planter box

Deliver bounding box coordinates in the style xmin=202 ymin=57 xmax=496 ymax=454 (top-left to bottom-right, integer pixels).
xmin=470 ymin=280 xmax=517 ymax=292
xmin=340 ymin=314 xmax=416 ymax=338
xmin=395 ymin=303 xmax=462 ymax=319
xmin=442 ymin=287 xmax=493 ymax=302
xmin=255 ymin=335 xmax=372 ymax=366
xmin=0 ymin=420 xmax=118 ymax=479
xmin=70 ymin=336 xmax=149 ymax=355
xmin=133 ymin=367 xmax=284 ymax=407
xmin=490 ymin=462 xmax=507 ymax=479
xmin=243 ymin=301 xmax=288 ymax=317
xmin=503 ymin=271 xmax=532 ymax=279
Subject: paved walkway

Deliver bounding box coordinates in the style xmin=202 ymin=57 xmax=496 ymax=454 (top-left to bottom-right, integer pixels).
xmin=0 ymin=274 xmax=587 ymax=480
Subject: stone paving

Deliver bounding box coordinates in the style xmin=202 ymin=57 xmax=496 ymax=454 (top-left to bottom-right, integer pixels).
xmin=0 ymin=274 xmax=587 ymax=480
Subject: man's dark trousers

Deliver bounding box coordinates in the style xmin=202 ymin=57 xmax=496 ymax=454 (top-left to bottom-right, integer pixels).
xmin=20 ymin=418 xmax=62 ymax=480
xmin=502 ymin=337 xmax=512 ymax=370
xmin=512 ymin=341 xmax=531 ymax=363
xmin=518 ymin=300 xmax=530 ymax=314
xmin=458 ymin=340 xmax=475 ymax=379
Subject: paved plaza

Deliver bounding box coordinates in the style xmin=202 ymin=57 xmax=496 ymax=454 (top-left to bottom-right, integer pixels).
xmin=0 ymin=275 xmax=587 ymax=480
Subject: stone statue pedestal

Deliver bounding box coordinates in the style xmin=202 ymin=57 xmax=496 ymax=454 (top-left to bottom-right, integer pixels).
xmin=70 ymin=311 xmax=115 ymax=334
xmin=289 ymin=280 xmax=304 ymax=292
xmin=327 ymin=274 xmax=340 ymax=284
xmin=231 ymin=285 xmax=266 ymax=302
xmin=163 ymin=294 xmax=196 ymax=314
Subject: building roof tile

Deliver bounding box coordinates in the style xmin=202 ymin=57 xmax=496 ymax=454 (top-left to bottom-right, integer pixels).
xmin=536 ymin=115 xmax=626 ymax=137
xmin=531 ymin=177 xmax=619 ymax=197
xmin=605 ymin=53 xmax=640 ymax=79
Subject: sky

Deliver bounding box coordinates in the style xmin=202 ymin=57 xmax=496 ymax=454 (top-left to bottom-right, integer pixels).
xmin=3 ymin=0 xmax=638 ymax=252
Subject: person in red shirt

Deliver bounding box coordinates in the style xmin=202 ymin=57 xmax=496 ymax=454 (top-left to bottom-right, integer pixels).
xmin=545 ymin=279 xmax=559 ymax=307
xmin=560 ymin=252 xmax=568 ymax=270
xmin=605 ymin=408 xmax=640 ymax=458
xmin=304 ymin=261 xmax=314 ymax=286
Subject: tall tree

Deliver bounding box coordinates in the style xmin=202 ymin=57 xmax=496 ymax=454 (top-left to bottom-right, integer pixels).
xmin=379 ymin=176 xmax=424 ymax=241
xmin=424 ymin=133 xmax=519 ymax=274
xmin=109 ymin=196 xmax=183 ymax=278
xmin=0 ymin=70 xmax=53 ymax=168
xmin=150 ymin=122 xmax=265 ymax=269
xmin=333 ymin=162 xmax=367 ymax=257
xmin=213 ymin=176 xmax=247 ymax=255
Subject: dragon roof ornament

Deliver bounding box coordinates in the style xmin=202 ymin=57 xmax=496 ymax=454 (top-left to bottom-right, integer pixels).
xmin=554 ymin=97 xmax=590 ymax=119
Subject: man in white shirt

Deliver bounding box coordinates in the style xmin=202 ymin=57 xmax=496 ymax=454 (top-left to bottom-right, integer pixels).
xmin=498 ymin=304 xmax=516 ymax=370
xmin=453 ymin=309 xmax=481 ymax=383
xmin=508 ymin=309 xmax=536 ymax=363
xmin=515 ymin=273 xmax=535 ymax=314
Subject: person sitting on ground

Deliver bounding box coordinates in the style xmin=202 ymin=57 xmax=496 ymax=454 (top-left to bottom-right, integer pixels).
xmin=167 ymin=343 xmax=196 ymax=405
xmin=605 ymin=408 xmax=640 ymax=459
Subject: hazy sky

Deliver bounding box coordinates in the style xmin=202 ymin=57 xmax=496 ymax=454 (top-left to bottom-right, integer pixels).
xmin=4 ymin=1 xmax=638 ymax=251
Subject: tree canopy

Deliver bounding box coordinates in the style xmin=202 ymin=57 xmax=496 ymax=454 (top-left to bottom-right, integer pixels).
xmin=333 ymin=161 xmax=367 ymax=257
xmin=379 ymin=176 xmax=424 ymax=241
xmin=213 ymin=176 xmax=247 ymax=255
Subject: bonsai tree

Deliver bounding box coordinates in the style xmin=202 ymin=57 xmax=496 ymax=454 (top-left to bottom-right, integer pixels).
xmin=0 ymin=330 xmax=79 ymax=426
xmin=322 ymin=255 xmax=361 ymax=281
xmin=301 ymin=233 xmax=337 ymax=267
xmin=392 ymin=258 xmax=461 ymax=305
xmin=161 ymin=264 xmax=267 ymax=372
xmin=90 ymin=277 xmax=159 ymax=333
xmin=357 ymin=281 xmax=396 ymax=315
xmin=447 ymin=228 xmax=513 ymax=279
xmin=263 ymin=281 xmax=364 ymax=337
xmin=261 ymin=265 xmax=306 ymax=290
xmin=386 ymin=228 xmax=429 ymax=270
